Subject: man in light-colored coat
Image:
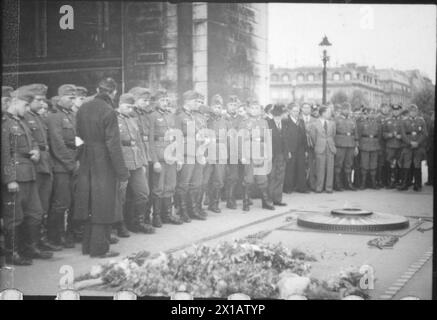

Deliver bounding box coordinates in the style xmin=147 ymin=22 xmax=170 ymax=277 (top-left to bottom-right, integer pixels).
xmin=309 ymin=106 xmax=337 ymax=193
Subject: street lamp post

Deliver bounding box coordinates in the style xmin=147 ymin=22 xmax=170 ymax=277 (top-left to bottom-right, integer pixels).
xmin=319 ymin=35 xmax=332 ymax=105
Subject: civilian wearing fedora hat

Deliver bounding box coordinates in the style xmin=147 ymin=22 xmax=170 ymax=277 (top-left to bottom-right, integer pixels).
xmin=267 ymin=104 xmax=287 ymax=206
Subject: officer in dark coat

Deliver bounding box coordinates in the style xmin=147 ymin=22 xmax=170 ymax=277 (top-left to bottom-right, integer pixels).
xmin=2 ymin=88 xmax=52 ymax=265
xmin=73 ymin=78 xmax=129 ymax=258
xmin=425 ymin=111 xmax=434 ymax=186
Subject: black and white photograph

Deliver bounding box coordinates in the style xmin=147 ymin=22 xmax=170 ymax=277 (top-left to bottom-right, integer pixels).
xmin=0 ymin=1 xmax=435 ymax=302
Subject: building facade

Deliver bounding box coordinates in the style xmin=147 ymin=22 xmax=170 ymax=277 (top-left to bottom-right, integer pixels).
xmin=2 ymin=1 xmax=268 ymax=104
xmin=270 ymin=63 xmax=413 ymax=108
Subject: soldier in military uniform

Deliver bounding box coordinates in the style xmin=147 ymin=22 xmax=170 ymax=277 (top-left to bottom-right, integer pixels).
xmin=238 ymin=99 xmax=274 ymax=212
xmin=224 ymin=95 xmax=244 ymax=209
xmin=127 ymin=87 xmax=154 ymax=227
xmin=2 ymin=88 xmax=52 ymax=265
xmin=201 ymin=94 xmax=228 ymax=213
xmin=21 ymin=84 xmax=62 ymax=252
xmin=174 ymin=90 xmax=208 ymax=221
xmin=382 ymin=104 xmax=403 ymax=188
xmin=375 ymin=103 xmax=391 ymax=188
xmin=398 ymin=104 xmax=428 ymax=191
xmin=149 ymin=90 xmax=183 ymax=226
xmin=46 ymin=84 xmax=78 ymax=248
xmin=2 ymin=86 xmax=13 ymax=114
xmin=350 ymin=107 xmax=363 ymax=188
xmin=357 ymin=106 xmax=382 ymax=189
xmin=115 ymin=93 xmax=154 ymax=236
xmin=72 ymin=86 xmax=88 ymax=113
xmin=425 ymin=111 xmax=434 ymax=186
xmin=333 ymin=102 xmax=358 ymax=191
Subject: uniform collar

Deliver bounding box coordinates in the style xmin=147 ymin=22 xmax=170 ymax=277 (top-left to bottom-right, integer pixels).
xmin=6 ymin=111 xmax=21 ymax=121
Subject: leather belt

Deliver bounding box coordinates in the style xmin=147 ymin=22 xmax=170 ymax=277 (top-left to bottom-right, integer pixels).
xmin=337 ymin=132 xmax=352 ymax=136
xmin=122 ymin=140 xmax=136 ymax=147
xmin=362 ymin=134 xmax=376 ymax=138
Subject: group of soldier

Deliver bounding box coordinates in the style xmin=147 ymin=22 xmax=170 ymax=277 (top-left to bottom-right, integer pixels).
xmin=0 ymin=77 xmax=434 ymax=265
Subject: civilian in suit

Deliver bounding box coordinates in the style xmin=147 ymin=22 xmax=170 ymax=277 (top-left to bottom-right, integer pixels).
xmin=309 ymin=106 xmax=337 ymax=193
xmin=300 ymin=103 xmax=317 ymax=191
xmin=267 ymin=104 xmax=287 ymax=206
xmin=283 ymin=104 xmax=309 ymax=193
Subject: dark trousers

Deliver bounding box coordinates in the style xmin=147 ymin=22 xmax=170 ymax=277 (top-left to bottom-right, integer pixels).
xmin=284 ymin=150 xmax=307 ymax=192
xmin=427 ymin=148 xmax=433 ymax=184
xmin=82 ymin=222 xmax=111 ymax=256
xmin=48 ymin=172 xmax=74 ymax=243
xmin=269 ymin=154 xmax=286 ymax=202
xmin=123 ymin=167 xmax=149 ymax=227
xmin=152 ymin=162 xmax=177 ymax=199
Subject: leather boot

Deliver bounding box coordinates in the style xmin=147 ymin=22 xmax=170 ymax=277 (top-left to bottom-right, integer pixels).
xmin=376 ymin=166 xmax=383 ymax=188
xmin=203 ymin=192 xmax=210 ymax=206
xmin=189 ymin=190 xmax=206 ymax=220
xmin=261 ymin=188 xmax=275 ymax=210
xmin=397 ymin=169 xmax=409 ymax=191
xmin=117 ymin=221 xmax=130 ymax=238
xmin=334 ymin=171 xmax=344 ymax=191
xmin=346 ymin=172 xmax=356 ymax=191
xmin=144 ymin=200 xmax=152 ymax=225
xmin=386 ymin=167 xmax=395 ymax=189
xmin=162 ymin=197 xmax=183 ymax=225
xmin=242 ymin=186 xmax=250 ymax=212
xmin=137 ymin=215 xmax=155 ymax=234
xmin=176 ymin=193 xmax=191 ymax=223
xmin=360 ymin=169 xmax=367 ymax=190
xmin=152 ymin=197 xmax=162 ymax=228
xmin=39 ymin=218 xmax=62 ymax=251
xmin=196 ymin=190 xmax=208 ymax=218
xmin=406 ymin=168 xmax=413 ymax=188
xmin=208 ymin=188 xmax=221 ymax=213
xmin=24 ymin=220 xmax=53 ymax=260
xmin=5 ymin=227 xmax=33 ymax=266
xmin=370 ymin=170 xmax=380 ymax=189
xmin=226 ymin=183 xmax=237 ymax=209
xmin=413 ymin=168 xmax=422 ymax=192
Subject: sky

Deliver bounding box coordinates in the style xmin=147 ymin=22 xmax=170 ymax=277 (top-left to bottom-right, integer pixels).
xmin=269 ymin=4 xmax=436 ymax=83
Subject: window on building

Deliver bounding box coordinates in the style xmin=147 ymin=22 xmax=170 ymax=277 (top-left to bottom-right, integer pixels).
xmin=282 ymin=74 xmax=290 ymax=82
xmin=307 ymin=73 xmax=315 ymax=81
xmin=357 ymin=73 xmax=360 ymax=79
xmin=344 ymin=73 xmax=351 ymax=81
xmin=333 ymin=73 xmax=340 ymax=81
xmin=297 ymin=73 xmax=304 ymax=82
xmin=271 ymin=74 xmax=279 ymax=82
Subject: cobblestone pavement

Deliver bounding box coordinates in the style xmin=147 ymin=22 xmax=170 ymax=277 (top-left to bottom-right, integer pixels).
xmin=4 ymin=183 xmax=433 ymax=299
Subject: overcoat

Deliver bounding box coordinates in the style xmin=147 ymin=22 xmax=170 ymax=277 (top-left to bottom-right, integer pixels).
xmin=73 ymin=93 xmax=129 ymax=224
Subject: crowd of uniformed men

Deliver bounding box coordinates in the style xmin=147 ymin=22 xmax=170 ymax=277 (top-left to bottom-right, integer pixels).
xmin=0 ymin=77 xmax=434 ymax=265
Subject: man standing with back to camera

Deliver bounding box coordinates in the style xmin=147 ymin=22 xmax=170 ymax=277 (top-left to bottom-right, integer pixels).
xmin=73 ymin=78 xmax=129 ymax=258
